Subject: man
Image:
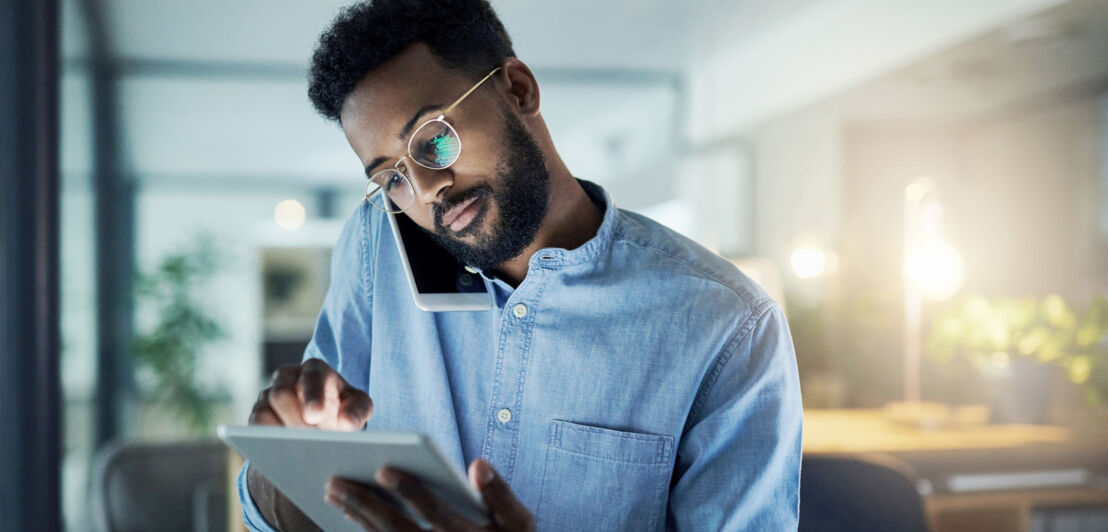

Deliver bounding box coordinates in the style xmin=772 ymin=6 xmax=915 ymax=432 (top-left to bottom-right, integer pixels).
xmin=238 ymin=0 xmax=803 ymax=530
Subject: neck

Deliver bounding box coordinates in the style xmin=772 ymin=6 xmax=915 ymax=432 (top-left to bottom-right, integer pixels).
xmin=492 ymin=157 xmax=603 ymax=287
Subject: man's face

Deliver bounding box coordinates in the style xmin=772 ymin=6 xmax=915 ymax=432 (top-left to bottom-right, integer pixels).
xmin=339 ymin=44 xmax=549 ymax=272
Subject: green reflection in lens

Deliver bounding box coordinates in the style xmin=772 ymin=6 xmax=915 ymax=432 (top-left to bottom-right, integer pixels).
xmin=430 ymin=132 xmax=460 ymax=167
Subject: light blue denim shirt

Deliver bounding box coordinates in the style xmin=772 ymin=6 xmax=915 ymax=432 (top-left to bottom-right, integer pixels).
xmin=238 ymin=180 xmax=802 ymax=531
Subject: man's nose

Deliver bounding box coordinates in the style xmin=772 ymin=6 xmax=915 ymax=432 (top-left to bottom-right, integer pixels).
xmin=408 ymin=164 xmax=453 ymax=205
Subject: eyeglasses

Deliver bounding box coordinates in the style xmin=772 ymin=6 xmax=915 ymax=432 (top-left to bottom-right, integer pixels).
xmin=363 ymin=67 xmax=502 ymax=213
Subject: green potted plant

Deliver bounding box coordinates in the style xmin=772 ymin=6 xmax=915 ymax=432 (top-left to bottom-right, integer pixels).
xmin=927 ymin=294 xmax=1108 ymax=423
xmin=132 ymin=234 xmax=231 ymax=437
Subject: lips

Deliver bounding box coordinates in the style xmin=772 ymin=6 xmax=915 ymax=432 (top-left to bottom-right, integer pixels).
xmin=440 ymin=195 xmax=481 ymax=228
xmin=447 ymin=196 xmax=487 ymax=232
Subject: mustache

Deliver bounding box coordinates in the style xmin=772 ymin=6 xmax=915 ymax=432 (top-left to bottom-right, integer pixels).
xmin=433 ymin=184 xmax=493 ymax=232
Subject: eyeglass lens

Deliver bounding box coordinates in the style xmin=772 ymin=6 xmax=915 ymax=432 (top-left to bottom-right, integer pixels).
xmin=409 ymin=119 xmax=461 ymax=169
xmin=365 ymin=169 xmax=415 ymax=213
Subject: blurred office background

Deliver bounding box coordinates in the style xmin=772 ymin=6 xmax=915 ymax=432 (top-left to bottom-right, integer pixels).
xmin=3 ymin=0 xmax=1108 ymax=530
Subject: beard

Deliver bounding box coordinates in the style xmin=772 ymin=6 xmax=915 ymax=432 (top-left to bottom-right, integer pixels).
xmin=422 ymin=108 xmax=550 ymax=273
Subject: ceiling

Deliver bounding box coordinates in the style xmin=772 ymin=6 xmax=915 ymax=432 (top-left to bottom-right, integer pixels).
xmin=838 ymin=0 xmax=1108 ymax=124
xmin=60 ymin=0 xmax=716 ymax=193
xmin=63 ymin=0 xmax=810 ymax=71
xmin=59 ymin=0 xmax=1107 ymax=202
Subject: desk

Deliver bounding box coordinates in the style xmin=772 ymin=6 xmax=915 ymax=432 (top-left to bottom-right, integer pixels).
xmin=803 ymin=408 xmax=1108 ymax=532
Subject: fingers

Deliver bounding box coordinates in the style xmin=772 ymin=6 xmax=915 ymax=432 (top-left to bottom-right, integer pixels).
xmin=297 ymin=358 xmax=371 ymax=430
xmin=267 ymin=365 xmax=308 ymax=427
xmin=248 ymin=359 xmax=372 ymax=431
xmin=247 ymin=390 xmax=281 ymax=426
xmin=299 ymin=358 xmax=340 ymax=426
xmin=339 ymin=386 xmax=373 ymax=431
xmin=469 ymin=459 xmax=535 ymax=531
xmin=326 ymin=478 xmax=420 ymax=532
xmin=376 ymin=466 xmax=470 ymax=530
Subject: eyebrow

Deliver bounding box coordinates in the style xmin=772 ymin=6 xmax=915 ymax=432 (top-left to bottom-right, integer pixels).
xmin=363 ymin=103 xmax=444 ymax=178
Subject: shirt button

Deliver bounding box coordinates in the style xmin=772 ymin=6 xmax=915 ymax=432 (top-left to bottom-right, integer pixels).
xmin=512 ymin=303 xmax=528 ymax=319
xmin=497 ymin=408 xmax=512 ymax=423
xmin=459 ymin=274 xmax=473 ymax=286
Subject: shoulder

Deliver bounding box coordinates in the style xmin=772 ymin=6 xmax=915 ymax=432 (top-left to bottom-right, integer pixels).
xmin=608 ymin=209 xmax=793 ymax=414
xmin=611 ymin=208 xmax=775 ymax=317
xmin=337 ymin=201 xmax=388 ymax=259
xmin=328 ymin=202 xmax=384 ymax=293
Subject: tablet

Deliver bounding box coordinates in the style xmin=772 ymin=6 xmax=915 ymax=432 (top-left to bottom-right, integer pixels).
xmin=218 ymin=425 xmax=488 ymax=531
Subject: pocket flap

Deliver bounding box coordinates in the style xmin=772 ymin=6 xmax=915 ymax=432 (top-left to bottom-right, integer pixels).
xmin=548 ymin=420 xmax=673 ymax=466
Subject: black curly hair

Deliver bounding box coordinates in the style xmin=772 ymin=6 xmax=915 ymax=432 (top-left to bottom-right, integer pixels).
xmin=308 ymin=0 xmax=516 ymax=123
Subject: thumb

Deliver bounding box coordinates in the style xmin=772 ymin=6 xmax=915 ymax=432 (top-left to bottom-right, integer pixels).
xmin=468 ymin=459 xmax=533 ymax=531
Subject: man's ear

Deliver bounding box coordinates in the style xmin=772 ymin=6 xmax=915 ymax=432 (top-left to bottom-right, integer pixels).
xmin=500 ymin=57 xmax=540 ymax=117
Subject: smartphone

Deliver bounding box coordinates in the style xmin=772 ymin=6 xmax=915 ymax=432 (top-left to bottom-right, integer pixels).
xmin=384 ymin=207 xmax=493 ymax=311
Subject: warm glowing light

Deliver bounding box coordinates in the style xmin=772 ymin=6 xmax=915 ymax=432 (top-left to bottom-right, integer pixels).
xmin=991 ymin=351 xmax=1010 ymax=368
xmin=905 ymin=241 xmax=965 ymax=301
xmin=905 ymin=177 xmax=936 ymax=202
xmin=905 ymin=182 xmax=928 ymax=201
xmin=791 ymin=247 xmax=827 ymax=279
xmin=274 ymin=199 xmax=306 ymax=231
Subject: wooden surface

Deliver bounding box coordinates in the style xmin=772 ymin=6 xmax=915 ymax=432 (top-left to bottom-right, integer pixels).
xmin=804 ymin=407 xmax=1074 ymax=454
xmin=927 ymin=488 xmax=1108 ymax=532
xmin=803 ymin=407 xmax=1108 ymax=532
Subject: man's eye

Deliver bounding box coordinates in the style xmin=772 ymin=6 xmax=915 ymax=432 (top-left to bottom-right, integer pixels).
xmin=372 ymin=170 xmax=405 ymax=192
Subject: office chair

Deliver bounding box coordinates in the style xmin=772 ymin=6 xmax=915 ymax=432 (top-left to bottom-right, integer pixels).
xmin=800 ymin=453 xmax=930 ymax=532
xmin=91 ymin=440 xmax=228 ymax=532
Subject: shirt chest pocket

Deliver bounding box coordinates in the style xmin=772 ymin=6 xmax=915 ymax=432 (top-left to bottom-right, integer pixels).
xmin=536 ymin=420 xmax=674 ymax=532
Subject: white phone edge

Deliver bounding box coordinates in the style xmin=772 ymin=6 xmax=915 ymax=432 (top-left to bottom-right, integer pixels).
xmin=385 ymin=209 xmax=493 ymax=312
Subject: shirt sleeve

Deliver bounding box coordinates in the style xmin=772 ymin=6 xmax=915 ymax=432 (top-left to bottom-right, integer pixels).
xmin=302 ymin=202 xmax=375 ymax=383
xmin=237 ymin=461 xmax=279 ymax=532
xmin=668 ymin=301 xmax=804 ymax=531
xmin=235 ymin=204 xmax=375 ymax=531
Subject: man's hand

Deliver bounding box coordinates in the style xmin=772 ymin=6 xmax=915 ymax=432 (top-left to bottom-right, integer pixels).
xmin=250 ymin=358 xmax=373 ymax=431
xmin=246 ymin=358 xmax=373 ymax=531
xmin=324 ymin=458 xmax=535 ymax=532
